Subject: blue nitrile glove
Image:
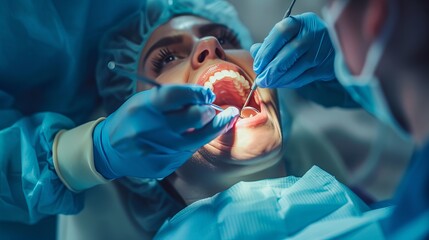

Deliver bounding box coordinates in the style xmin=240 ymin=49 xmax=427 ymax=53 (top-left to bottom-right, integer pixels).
xmin=251 ymin=12 xmax=336 ymax=89
xmin=93 ymin=85 xmax=239 ymax=179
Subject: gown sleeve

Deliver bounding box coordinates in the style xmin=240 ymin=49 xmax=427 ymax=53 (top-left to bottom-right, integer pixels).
xmin=0 ymin=90 xmax=84 ymax=224
xmin=0 ymin=0 xmax=144 ymax=224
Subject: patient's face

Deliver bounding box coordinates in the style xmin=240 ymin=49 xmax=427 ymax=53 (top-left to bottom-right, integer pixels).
xmin=138 ymin=16 xmax=283 ymax=183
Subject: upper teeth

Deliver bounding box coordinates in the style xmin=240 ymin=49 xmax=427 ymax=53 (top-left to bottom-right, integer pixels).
xmin=203 ymin=70 xmax=250 ymax=90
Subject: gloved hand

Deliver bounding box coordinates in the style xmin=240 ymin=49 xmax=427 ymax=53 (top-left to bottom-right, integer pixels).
xmin=251 ymin=12 xmax=336 ymax=89
xmin=93 ymin=85 xmax=239 ymax=179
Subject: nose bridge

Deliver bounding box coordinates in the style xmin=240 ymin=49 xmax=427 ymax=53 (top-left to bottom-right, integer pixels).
xmin=191 ymin=36 xmax=226 ymax=68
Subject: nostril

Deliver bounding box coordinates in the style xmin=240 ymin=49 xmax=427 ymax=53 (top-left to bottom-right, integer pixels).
xmin=198 ymin=50 xmax=209 ymax=63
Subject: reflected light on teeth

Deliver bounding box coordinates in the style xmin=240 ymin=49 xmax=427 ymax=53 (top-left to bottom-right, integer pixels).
xmin=203 ymin=70 xmax=250 ymax=98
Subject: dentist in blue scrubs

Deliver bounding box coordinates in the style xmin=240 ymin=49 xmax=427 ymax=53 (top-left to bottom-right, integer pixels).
xmin=252 ymin=0 xmax=428 ymax=238
xmin=0 ymin=0 xmax=238 ymax=239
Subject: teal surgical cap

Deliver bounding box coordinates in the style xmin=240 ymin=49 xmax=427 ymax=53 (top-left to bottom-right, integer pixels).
xmin=97 ymin=0 xmax=253 ymax=114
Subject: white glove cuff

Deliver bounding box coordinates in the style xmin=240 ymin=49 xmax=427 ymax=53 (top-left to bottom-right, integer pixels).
xmin=53 ymin=118 xmax=109 ymax=192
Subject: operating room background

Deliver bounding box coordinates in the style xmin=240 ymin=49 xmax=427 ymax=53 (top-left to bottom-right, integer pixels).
xmin=228 ymin=0 xmax=414 ymax=201
xmin=228 ymin=0 xmax=323 ymax=42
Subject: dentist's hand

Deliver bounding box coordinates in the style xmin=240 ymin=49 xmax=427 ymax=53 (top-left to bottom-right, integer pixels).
xmin=93 ymin=85 xmax=239 ymax=179
xmin=252 ymin=12 xmax=336 ymax=89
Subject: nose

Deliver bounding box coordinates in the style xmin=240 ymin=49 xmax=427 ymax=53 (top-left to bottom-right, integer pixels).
xmin=191 ymin=37 xmax=226 ymax=68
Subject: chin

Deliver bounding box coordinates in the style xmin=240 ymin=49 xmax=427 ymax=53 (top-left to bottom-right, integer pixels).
xmin=183 ymin=61 xmax=283 ymax=176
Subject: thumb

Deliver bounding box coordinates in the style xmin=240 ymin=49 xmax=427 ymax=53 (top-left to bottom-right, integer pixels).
xmin=180 ymin=106 xmax=239 ymax=150
xmin=215 ymin=107 xmax=240 ymax=134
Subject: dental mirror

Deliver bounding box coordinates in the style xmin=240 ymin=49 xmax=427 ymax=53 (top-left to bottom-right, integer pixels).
xmin=240 ymin=106 xmax=260 ymax=118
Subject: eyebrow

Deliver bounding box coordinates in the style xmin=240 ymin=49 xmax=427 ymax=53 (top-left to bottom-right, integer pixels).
xmin=198 ymin=23 xmax=228 ymax=36
xmin=143 ymin=35 xmax=184 ymax=62
xmin=142 ymin=23 xmax=230 ymax=63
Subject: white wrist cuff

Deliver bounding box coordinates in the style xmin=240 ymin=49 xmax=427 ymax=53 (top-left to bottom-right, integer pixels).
xmin=53 ymin=118 xmax=109 ymax=192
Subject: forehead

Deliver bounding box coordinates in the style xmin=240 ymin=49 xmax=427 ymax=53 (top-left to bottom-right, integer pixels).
xmin=167 ymin=15 xmax=212 ymax=32
xmin=143 ymin=15 xmax=213 ymax=51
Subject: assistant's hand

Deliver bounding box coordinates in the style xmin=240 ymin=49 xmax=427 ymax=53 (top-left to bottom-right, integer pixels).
xmin=93 ymin=85 xmax=239 ymax=179
xmin=252 ymin=12 xmax=336 ymax=88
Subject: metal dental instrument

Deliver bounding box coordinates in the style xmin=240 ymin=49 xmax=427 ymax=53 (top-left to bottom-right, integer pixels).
xmin=241 ymin=0 xmax=297 ymax=113
xmin=282 ymin=0 xmax=296 ymax=19
xmin=108 ymin=61 xmax=162 ymax=87
xmin=107 ymin=61 xmax=225 ymax=112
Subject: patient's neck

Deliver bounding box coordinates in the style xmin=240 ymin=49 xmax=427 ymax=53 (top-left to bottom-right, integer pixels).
xmin=167 ymin=160 xmax=286 ymax=205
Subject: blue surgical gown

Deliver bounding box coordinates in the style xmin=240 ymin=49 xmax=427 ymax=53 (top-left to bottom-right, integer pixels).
xmin=154 ymin=166 xmax=390 ymax=239
xmin=0 ymin=0 xmax=143 ymax=238
xmin=384 ymin=139 xmax=429 ymax=239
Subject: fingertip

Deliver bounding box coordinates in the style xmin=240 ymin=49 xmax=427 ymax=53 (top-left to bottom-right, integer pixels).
xmin=252 ymin=47 xmax=264 ymax=72
xmin=200 ymin=105 xmax=216 ymax=125
xmin=216 ymin=107 xmax=236 ymax=121
xmin=253 ymin=66 xmax=261 ymax=75
xmin=253 ymin=59 xmax=264 ymax=75
xmin=180 ymin=107 xmax=240 ymax=147
xmin=253 ymin=61 xmax=261 ymax=74
xmin=255 ymin=75 xmax=263 ymax=87
xmin=196 ymin=85 xmax=215 ymax=103
xmin=255 ymin=72 xmax=268 ymax=88
xmin=299 ymin=12 xmax=318 ymax=21
xmin=283 ymin=15 xmax=301 ymax=30
xmin=250 ymin=43 xmax=262 ymax=58
xmin=219 ymin=107 xmax=240 ymax=133
xmin=230 ymin=111 xmax=240 ymax=126
xmin=214 ymin=106 xmax=239 ymax=127
xmin=225 ymin=106 xmax=240 ymax=118
xmin=205 ymin=87 xmax=216 ymax=103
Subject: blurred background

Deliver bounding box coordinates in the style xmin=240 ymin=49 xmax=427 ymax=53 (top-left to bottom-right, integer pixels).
xmin=227 ymin=0 xmax=414 ymax=201
xmin=228 ymin=0 xmax=323 ymax=42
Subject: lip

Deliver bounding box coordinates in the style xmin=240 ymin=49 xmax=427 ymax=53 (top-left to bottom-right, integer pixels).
xmin=197 ymin=62 xmax=252 ymax=87
xmin=197 ymin=62 xmax=265 ymax=127
xmin=193 ymin=62 xmax=280 ymax=164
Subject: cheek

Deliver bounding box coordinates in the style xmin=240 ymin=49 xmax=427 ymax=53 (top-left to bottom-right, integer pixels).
xmin=157 ymin=62 xmax=191 ymax=85
xmin=336 ymin=10 xmax=369 ymax=75
xmin=138 ymin=62 xmax=191 ymax=90
xmin=136 ymin=62 xmax=190 ymax=92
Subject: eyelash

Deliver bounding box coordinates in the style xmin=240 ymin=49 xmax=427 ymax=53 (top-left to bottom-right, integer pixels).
xmin=149 ymin=29 xmax=240 ymax=74
xmin=151 ymin=48 xmax=177 ymax=74
xmin=217 ymin=29 xmax=240 ymax=48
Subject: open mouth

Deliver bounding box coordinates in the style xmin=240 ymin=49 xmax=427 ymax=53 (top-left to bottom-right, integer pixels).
xmin=193 ymin=63 xmax=280 ymax=162
xmin=197 ymin=63 xmax=262 ymax=122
